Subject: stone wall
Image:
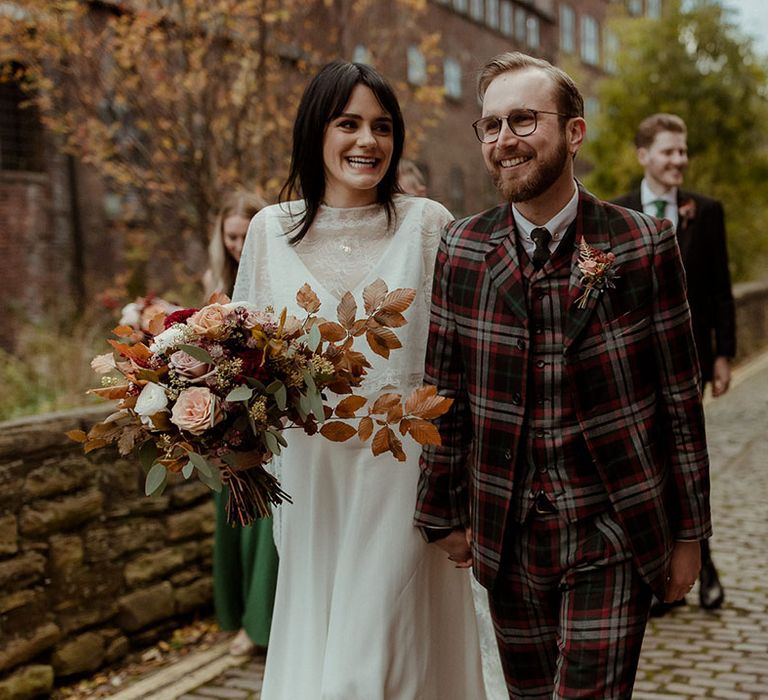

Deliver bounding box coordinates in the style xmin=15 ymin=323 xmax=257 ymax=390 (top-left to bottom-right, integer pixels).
xmin=733 ymin=279 xmax=768 ymax=364
xmin=0 ymin=406 xmax=215 ymax=697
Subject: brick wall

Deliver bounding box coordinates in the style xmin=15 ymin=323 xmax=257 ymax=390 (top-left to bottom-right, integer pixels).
xmin=0 ymin=406 xmax=216 ymax=692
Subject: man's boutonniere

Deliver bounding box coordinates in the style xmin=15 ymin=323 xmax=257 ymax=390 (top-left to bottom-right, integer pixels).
xmin=678 ymin=198 xmax=696 ymax=230
xmin=575 ymin=237 xmax=619 ymax=309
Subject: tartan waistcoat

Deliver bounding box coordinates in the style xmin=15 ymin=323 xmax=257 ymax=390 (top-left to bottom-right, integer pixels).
xmin=511 ymin=227 xmax=610 ymax=523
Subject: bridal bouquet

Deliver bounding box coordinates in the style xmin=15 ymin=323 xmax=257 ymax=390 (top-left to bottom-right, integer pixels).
xmin=70 ymin=280 xmax=452 ymax=526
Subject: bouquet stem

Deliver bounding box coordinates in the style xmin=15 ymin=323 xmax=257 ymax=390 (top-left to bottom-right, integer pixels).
xmin=223 ymin=465 xmax=292 ymax=526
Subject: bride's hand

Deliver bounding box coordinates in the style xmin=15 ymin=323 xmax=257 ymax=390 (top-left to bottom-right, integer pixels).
xmin=434 ymin=529 xmax=473 ymax=569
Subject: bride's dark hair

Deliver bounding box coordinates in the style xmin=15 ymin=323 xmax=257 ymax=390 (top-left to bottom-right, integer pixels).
xmin=279 ymin=61 xmax=405 ymax=245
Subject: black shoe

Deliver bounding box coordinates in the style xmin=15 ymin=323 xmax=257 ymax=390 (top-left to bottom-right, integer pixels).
xmin=649 ymin=596 xmax=686 ymax=618
xmin=699 ymin=561 xmax=725 ymax=610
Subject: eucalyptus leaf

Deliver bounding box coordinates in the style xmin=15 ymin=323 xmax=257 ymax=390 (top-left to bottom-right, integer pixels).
xmin=308 ymin=323 xmax=322 ymax=352
xmin=263 ymin=430 xmax=281 ymax=456
xmin=179 ymin=344 xmax=215 ymax=365
xmin=226 ymin=385 xmax=254 ymax=402
xmin=182 ymin=461 xmax=194 ymax=479
xmin=245 ymin=377 xmax=266 ymax=391
xmin=275 ymin=431 xmax=288 ymax=448
xmin=197 ymin=463 xmax=222 ymax=492
xmin=187 ymin=451 xmax=213 ymax=478
xmin=138 ymin=440 xmax=159 ymax=473
xmin=298 ymin=393 xmax=311 ymax=421
xmin=267 ymin=381 xmax=287 ymax=411
xmin=144 ymin=462 xmax=167 ymax=496
xmin=309 ymin=388 xmax=326 ymax=423
xmin=302 ymin=369 xmax=317 ymax=392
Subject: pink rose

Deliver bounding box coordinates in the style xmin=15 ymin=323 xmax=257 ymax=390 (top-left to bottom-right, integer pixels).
xmin=581 ymin=259 xmax=599 ymax=275
xmin=187 ymin=304 xmax=231 ymax=339
xmin=170 ymin=387 xmax=223 ymax=435
xmin=169 ymin=350 xmax=214 ymax=381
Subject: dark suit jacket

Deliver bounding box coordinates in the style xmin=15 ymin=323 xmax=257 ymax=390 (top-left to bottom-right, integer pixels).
xmin=414 ymin=185 xmax=711 ymax=596
xmin=611 ymin=189 xmax=736 ymax=383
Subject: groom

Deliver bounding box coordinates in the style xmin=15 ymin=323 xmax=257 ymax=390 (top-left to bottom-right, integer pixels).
xmin=415 ymin=52 xmax=711 ymax=698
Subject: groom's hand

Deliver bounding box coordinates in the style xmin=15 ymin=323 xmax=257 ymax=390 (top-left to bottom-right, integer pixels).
xmin=433 ymin=528 xmax=473 ymax=569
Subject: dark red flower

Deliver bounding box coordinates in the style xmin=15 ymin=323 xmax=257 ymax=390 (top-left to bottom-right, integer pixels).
xmin=163 ymin=308 xmax=199 ymax=328
xmin=238 ymin=348 xmax=269 ymax=382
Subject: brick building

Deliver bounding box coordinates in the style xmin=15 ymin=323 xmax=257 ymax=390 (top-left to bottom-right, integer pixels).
xmin=0 ymin=0 xmax=662 ymax=350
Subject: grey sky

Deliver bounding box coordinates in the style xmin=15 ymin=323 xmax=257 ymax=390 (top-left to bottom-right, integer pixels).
xmin=723 ymin=0 xmax=768 ymax=56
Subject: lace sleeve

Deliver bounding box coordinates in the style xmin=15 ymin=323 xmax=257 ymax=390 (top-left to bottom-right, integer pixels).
xmin=232 ymin=209 xmax=271 ymax=306
xmin=420 ymin=199 xmax=454 ymax=305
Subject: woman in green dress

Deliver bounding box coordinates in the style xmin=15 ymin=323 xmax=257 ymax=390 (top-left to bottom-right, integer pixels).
xmin=204 ymin=190 xmax=278 ymax=656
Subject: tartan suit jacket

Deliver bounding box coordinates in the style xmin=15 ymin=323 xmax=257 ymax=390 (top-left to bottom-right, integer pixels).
xmin=414 ymin=185 xmax=712 ymax=595
xmin=611 ymin=189 xmax=736 ymax=384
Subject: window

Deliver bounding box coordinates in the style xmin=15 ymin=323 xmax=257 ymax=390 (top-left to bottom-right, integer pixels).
xmin=486 ymin=0 xmax=499 ymax=29
xmin=628 ymin=0 xmax=643 ymax=16
xmin=580 ymin=15 xmax=600 ymax=66
xmin=453 ymin=0 xmax=468 ymax=12
xmin=514 ymin=8 xmax=526 ymax=42
xmin=604 ymin=31 xmax=619 ymax=73
xmin=407 ymin=46 xmax=427 ymax=86
xmin=352 ymin=45 xmax=371 ymax=64
xmin=560 ymin=4 xmax=575 ymax=54
xmin=448 ymin=165 xmax=465 ymax=214
xmin=647 ymin=0 xmax=661 ymax=19
xmin=585 ymin=96 xmax=600 ymax=137
xmin=500 ymin=0 xmax=513 ymax=36
xmin=470 ymin=0 xmax=483 ymax=21
xmin=0 ymin=71 xmax=45 ymax=172
xmin=444 ymin=58 xmax=462 ymax=99
xmin=526 ymin=16 xmax=540 ymax=49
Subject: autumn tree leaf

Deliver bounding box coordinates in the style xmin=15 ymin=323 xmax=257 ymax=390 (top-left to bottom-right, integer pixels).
xmin=380 ymin=288 xmax=416 ymax=314
xmin=296 ymin=283 xmax=321 ymax=313
xmin=147 ymin=312 xmax=166 ymax=336
xmin=334 ymin=394 xmax=367 ymax=418
xmin=386 ymin=402 xmax=403 ymax=423
xmin=363 ymin=278 xmax=388 ymax=314
xmin=366 ymin=327 xmax=402 ymax=359
xmin=405 ymin=385 xmax=454 ymax=419
xmin=337 ymin=292 xmax=357 ymax=330
xmin=371 ymin=425 xmax=390 ymax=456
xmin=66 ymin=429 xmax=88 ymax=443
xmin=318 ymin=321 xmax=346 ymax=342
xmin=319 ymin=421 xmax=357 ymax=442
xmin=371 ymin=392 xmax=401 ymax=414
xmin=373 ymin=310 xmax=407 ymax=327
xmin=407 ymin=418 xmax=441 ymax=445
xmin=358 ymin=415 xmax=374 ymax=441
xmin=117 ymin=425 xmax=144 ymax=455
xmin=112 ymin=325 xmax=136 ymax=337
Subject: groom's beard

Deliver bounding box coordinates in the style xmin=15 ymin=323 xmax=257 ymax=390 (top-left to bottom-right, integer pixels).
xmin=491 ymin=134 xmax=569 ymax=203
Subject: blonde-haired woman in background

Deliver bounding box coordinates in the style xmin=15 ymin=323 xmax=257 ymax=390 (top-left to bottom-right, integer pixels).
xmin=205 ymin=190 xmax=277 ymax=657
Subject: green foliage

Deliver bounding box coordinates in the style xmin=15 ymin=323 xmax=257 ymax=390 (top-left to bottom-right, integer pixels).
xmin=585 ymin=0 xmax=768 ymax=281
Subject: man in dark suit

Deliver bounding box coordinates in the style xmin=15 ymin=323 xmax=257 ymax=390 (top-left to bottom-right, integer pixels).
xmin=614 ymin=113 xmax=735 ymax=614
xmin=414 ymin=53 xmax=711 ymax=698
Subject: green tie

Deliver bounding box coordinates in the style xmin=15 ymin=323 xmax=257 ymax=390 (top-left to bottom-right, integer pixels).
xmin=652 ymin=199 xmax=667 ymax=219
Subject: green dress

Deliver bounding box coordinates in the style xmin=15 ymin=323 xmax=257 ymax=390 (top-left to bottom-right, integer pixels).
xmin=213 ymin=487 xmax=279 ymax=646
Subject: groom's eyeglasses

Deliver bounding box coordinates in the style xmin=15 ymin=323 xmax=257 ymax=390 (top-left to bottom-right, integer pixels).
xmin=472 ymin=108 xmax=576 ymax=143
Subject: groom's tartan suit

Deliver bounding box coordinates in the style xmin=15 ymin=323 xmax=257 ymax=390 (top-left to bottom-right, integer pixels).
xmin=414 ymin=185 xmax=711 ymax=597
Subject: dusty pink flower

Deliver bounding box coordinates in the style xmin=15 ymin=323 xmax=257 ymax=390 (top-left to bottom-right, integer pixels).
xmin=187 ymin=304 xmax=231 ymax=339
xmin=169 ymin=350 xmax=213 ymax=380
xmin=170 ymin=387 xmax=224 ymax=435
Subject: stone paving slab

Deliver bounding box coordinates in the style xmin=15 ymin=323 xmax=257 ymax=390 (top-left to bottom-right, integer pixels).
xmin=154 ymin=351 xmax=768 ymax=699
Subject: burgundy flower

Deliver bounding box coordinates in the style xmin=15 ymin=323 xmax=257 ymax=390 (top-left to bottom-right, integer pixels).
xmin=238 ymin=348 xmax=269 ymax=382
xmin=164 ymin=308 xmax=199 ymax=328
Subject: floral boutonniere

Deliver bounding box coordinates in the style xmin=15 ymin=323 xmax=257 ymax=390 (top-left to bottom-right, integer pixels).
xmin=678 ymin=198 xmax=697 ymax=230
xmin=575 ymin=237 xmax=619 ymax=309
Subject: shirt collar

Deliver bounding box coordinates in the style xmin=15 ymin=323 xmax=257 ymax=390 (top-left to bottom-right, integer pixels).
xmin=641 ymin=178 xmax=677 ymax=206
xmin=511 ymin=184 xmax=579 ymax=243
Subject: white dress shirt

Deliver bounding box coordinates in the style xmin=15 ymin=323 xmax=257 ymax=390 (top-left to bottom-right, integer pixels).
xmin=641 ymin=178 xmax=679 ymax=230
xmin=512 ymin=185 xmax=580 ymax=260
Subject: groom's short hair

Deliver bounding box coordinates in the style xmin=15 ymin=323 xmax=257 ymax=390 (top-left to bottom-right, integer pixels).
xmin=477 ymin=52 xmax=584 ymax=122
xmin=635 ymin=113 xmax=687 ymax=149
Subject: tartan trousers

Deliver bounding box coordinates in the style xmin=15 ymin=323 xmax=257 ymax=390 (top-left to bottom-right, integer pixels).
xmin=489 ymin=510 xmax=653 ymax=699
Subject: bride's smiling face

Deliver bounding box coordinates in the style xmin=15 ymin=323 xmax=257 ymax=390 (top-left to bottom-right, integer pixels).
xmin=322 ymin=84 xmax=394 ymax=207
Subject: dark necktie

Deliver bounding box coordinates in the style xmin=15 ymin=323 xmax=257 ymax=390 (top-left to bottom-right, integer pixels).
xmin=652 ymin=199 xmax=667 ymax=219
xmin=530 ymin=227 xmax=552 ymax=270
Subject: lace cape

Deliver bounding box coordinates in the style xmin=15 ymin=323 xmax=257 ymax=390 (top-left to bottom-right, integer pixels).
xmin=232 ymin=195 xmax=452 ymax=396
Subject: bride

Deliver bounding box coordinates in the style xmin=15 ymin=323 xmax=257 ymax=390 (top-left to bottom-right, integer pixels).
xmin=233 ymin=60 xmax=503 ymax=699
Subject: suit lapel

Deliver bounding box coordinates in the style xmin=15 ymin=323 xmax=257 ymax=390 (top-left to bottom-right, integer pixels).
xmin=676 ymin=189 xmax=696 ymax=261
xmin=563 ymin=186 xmax=613 ymax=350
xmin=484 ymin=204 xmax=528 ymax=324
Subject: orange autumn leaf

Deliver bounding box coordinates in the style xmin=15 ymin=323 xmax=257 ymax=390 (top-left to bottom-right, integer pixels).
xmin=147 ymin=312 xmax=166 ymax=336
xmin=296 ymin=283 xmax=321 ymax=314
xmin=373 ymin=310 xmax=407 ymax=328
xmin=88 ymin=385 xmax=131 ymax=400
xmin=336 ymin=292 xmax=357 ymax=330
xmin=334 ymin=395 xmax=367 ymax=418
xmin=358 ymin=415 xmax=374 ymax=441
xmin=371 ymin=425 xmax=390 ymax=456
xmin=318 ymin=321 xmax=346 ymax=342
xmin=319 ymin=421 xmax=358 ymax=442
xmin=207 ymin=291 xmax=231 ymax=305
xmin=406 ymin=418 xmax=441 ymax=445
xmin=380 ymin=288 xmax=416 ymax=314
xmin=112 ymin=325 xmax=136 ymax=337
xmin=371 ymin=392 xmax=401 ymax=414
xmin=363 ymin=278 xmax=388 ymax=314
xmin=66 ymin=429 xmax=88 ymax=443
xmin=405 ymin=385 xmax=454 ymax=419
xmin=84 ymin=438 xmax=109 ymax=454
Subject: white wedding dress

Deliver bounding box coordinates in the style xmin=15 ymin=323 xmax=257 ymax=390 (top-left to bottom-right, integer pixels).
xmin=233 ymin=195 xmax=505 ymax=700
